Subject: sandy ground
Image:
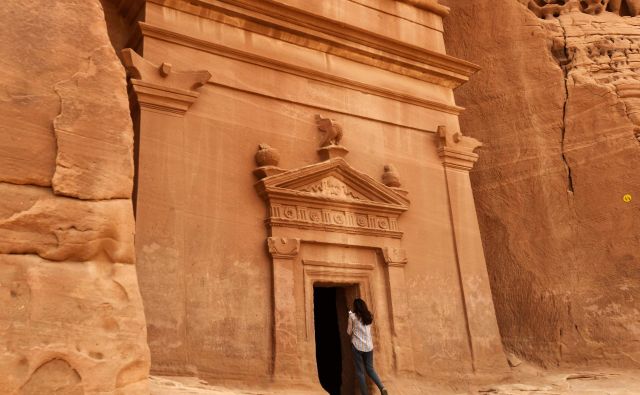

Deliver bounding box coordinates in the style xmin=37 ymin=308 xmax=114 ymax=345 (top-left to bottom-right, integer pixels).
xmin=149 ymin=366 xmax=640 ymax=394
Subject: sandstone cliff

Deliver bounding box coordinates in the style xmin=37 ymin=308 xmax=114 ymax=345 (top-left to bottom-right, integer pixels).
xmin=0 ymin=0 xmax=150 ymax=393
xmin=442 ymin=0 xmax=640 ymax=368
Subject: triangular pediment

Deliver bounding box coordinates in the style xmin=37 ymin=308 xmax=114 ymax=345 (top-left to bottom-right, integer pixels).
xmin=258 ymin=158 xmax=409 ymax=209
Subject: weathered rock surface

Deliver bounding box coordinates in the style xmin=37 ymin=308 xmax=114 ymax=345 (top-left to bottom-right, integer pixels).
xmin=443 ymin=0 xmax=640 ymax=368
xmin=0 ymin=0 xmax=149 ymax=393
xmin=0 ymin=253 xmax=149 ymax=394
xmin=0 ymin=183 xmax=135 ymax=263
xmin=0 ymin=0 xmax=134 ymax=200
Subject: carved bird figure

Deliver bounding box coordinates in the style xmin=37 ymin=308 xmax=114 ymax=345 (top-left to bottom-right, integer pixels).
xmin=315 ymin=114 xmax=343 ymax=147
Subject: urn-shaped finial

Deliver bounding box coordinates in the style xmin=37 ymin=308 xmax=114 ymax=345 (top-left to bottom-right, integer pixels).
xmin=382 ymin=164 xmax=401 ymax=188
xmin=255 ymin=143 xmax=280 ymax=167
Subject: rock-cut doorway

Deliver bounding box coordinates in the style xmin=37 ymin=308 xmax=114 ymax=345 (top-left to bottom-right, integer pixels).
xmin=313 ymin=284 xmax=359 ymax=395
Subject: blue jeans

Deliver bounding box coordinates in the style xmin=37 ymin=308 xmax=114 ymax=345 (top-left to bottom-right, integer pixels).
xmin=351 ymin=345 xmax=385 ymax=395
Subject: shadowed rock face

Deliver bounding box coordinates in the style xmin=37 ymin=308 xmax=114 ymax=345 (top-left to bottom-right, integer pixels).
xmin=0 ymin=0 xmax=150 ymax=393
xmin=442 ymin=0 xmax=640 ymax=368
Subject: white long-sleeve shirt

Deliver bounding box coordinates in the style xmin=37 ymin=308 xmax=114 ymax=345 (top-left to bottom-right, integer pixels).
xmin=347 ymin=311 xmax=374 ymax=352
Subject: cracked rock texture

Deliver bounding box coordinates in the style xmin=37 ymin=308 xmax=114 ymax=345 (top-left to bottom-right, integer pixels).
xmin=0 ymin=0 xmax=150 ymax=393
xmin=442 ymin=0 xmax=640 ymax=367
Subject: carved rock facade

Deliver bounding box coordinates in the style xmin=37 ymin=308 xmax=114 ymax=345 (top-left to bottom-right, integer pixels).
xmin=129 ymin=0 xmax=506 ymax=389
xmin=443 ymin=0 xmax=640 ymax=368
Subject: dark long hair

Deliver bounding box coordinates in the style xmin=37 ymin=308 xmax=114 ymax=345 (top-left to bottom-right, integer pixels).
xmin=353 ymin=298 xmax=373 ymax=325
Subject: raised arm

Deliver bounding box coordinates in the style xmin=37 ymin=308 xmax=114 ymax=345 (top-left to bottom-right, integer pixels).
xmin=347 ymin=312 xmax=353 ymax=336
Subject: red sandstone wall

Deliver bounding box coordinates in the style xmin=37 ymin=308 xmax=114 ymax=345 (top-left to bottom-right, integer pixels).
xmin=0 ymin=1 xmax=150 ymax=393
xmin=443 ymin=0 xmax=640 ymax=368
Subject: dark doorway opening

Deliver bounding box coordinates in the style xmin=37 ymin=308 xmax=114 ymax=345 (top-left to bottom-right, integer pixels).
xmin=313 ymin=285 xmax=358 ymax=395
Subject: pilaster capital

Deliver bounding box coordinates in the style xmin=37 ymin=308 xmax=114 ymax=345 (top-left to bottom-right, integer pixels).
xmin=121 ymin=48 xmax=211 ymax=116
xmin=437 ymin=125 xmax=483 ymax=171
xmin=267 ymin=237 xmax=301 ymax=259
xmin=382 ymin=247 xmax=408 ymax=267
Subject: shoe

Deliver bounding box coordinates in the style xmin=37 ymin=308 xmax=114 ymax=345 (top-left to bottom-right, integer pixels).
xmin=381 ymin=389 xmax=388 ymax=395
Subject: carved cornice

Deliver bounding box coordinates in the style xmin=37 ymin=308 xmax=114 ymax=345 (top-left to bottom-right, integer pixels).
xmin=139 ymin=23 xmax=463 ymax=115
xmin=121 ymin=48 xmax=211 ymax=115
xmin=267 ymin=237 xmax=301 ymax=259
xmin=395 ymin=0 xmax=450 ymax=16
xmin=437 ymin=125 xmax=483 ymax=171
xmin=382 ymin=247 xmax=408 ymax=267
xmin=143 ymin=0 xmax=479 ymax=89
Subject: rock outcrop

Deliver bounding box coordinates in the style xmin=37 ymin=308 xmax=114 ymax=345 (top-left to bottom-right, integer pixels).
xmin=0 ymin=0 xmax=150 ymax=393
xmin=443 ymin=0 xmax=640 ymax=368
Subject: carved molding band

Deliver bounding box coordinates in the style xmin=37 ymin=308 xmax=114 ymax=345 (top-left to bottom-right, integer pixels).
xmin=267 ymin=237 xmax=301 ymax=259
xmin=268 ymin=204 xmax=402 ymax=238
xmin=138 ymin=0 xmax=479 ymax=90
xmin=138 ymin=22 xmax=466 ymax=115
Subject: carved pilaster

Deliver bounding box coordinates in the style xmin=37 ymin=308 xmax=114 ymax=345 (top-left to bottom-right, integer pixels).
xmin=267 ymin=237 xmax=301 ymax=378
xmin=121 ymin=48 xmax=211 ymax=116
xmin=437 ymin=125 xmax=483 ymax=171
xmin=436 ymin=125 xmax=508 ymax=372
xmin=380 ymin=246 xmax=414 ymax=372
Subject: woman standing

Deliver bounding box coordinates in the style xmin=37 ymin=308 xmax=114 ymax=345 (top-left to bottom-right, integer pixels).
xmin=347 ymin=298 xmax=388 ymax=395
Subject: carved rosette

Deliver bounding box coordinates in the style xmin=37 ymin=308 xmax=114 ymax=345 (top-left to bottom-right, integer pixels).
xmin=437 ymin=125 xmax=483 ymax=171
xmin=267 ymin=237 xmax=301 ymax=259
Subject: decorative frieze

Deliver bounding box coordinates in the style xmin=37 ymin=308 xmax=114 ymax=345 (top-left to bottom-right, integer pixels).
xmin=268 ymin=203 xmax=402 ymax=237
xmin=299 ymin=176 xmax=365 ymax=201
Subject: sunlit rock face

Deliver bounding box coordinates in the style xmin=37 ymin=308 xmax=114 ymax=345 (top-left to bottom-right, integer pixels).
xmin=0 ymin=0 xmax=150 ymax=393
xmin=443 ymin=0 xmax=640 ymax=368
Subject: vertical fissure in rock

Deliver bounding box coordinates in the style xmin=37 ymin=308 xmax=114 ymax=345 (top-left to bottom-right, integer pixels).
xmin=557 ymin=17 xmax=574 ymax=193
